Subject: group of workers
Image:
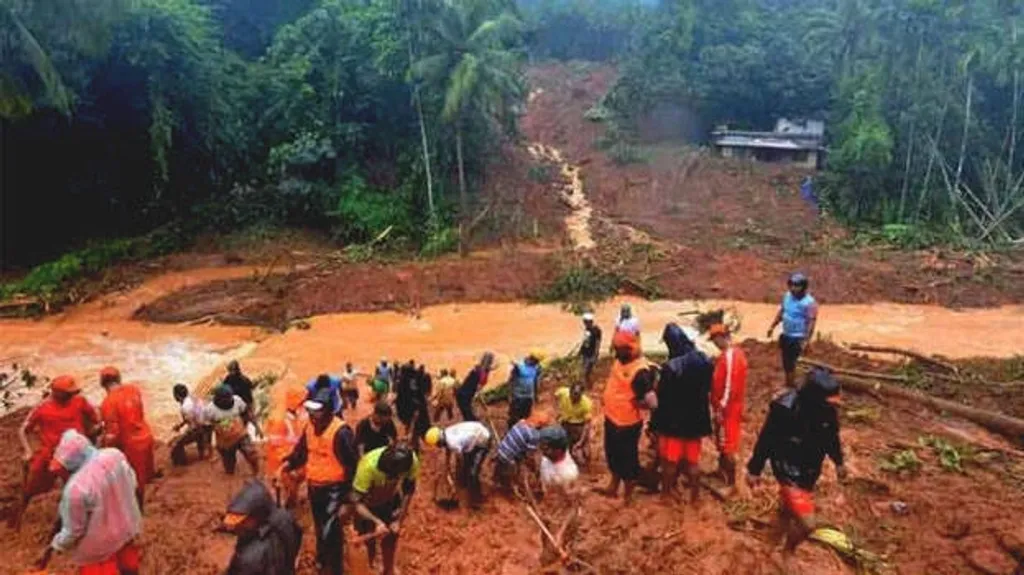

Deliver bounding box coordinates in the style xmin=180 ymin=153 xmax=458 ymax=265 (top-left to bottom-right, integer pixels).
xmin=10 ymin=271 xmax=839 ymax=573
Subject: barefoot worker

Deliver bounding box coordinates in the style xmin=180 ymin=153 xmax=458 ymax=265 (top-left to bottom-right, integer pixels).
xmin=578 ymin=313 xmax=602 ymax=387
xmin=506 ymin=350 xmax=544 ymax=428
xmin=38 ymin=429 xmax=142 ymax=575
xmin=494 ymin=410 xmax=553 ymax=493
xmin=747 ymin=368 xmax=847 ymax=553
xmin=351 ymin=444 xmax=420 ymax=575
xmin=223 ymin=480 xmax=303 ymax=575
xmin=424 ymin=421 xmax=492 ymax=509
xmin=280 ymin=388 xmax=357 ymax=575
xmin=98 ymin=366 xmax=156 ymax=510
xmin=598 ymin=331 xmax=657 ymax=505
xmin=12 ymin=375 xmax=98 ymax=530
xmin=554 ymin=383 xmax=593 ymax=466
xmin=710 ymin=323 xmax=749 ymax=491
xmin=767 ymin=273 xmax=818 ymax=388
xmin=170 ymin=384 xmax=213 ymax=466
xmin=649 ymin=323 xmax=712 ymax=504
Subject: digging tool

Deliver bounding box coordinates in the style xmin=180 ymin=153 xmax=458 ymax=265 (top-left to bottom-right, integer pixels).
xmin=433 ymin=470 xmax=459 ymax=510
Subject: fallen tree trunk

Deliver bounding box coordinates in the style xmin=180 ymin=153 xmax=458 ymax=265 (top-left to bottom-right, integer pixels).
xmin=838 ymin=376 xmax=1024 ymax=444
xmin=798 ymin=358 xmax=911 ymax=383
xmin=848 ymin=343 xmax=959 ymax=374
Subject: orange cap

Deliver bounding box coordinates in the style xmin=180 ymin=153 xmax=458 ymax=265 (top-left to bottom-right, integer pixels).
xmin=99 ymin=366 xmax=121 ymax=383
xmin=222 ymin=512 xmax=248 ymax=530
xmin=708 ymin=324 xmax=730 ymax=338
xmin=525 ymin=409 xmax=553 ymax=428
xmin=50 ymin=375 xmax=81 ymax=394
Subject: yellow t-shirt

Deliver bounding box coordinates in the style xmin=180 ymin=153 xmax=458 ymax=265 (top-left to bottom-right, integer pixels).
xmin=555 ymin=387 xmax=592 ymax=424
xmin=353 ymin=447 xmax=421 ymax=507
xmin=435 ymin=376 xmax=457 ymax=405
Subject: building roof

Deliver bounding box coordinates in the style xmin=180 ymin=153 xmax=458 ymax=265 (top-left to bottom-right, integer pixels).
xmin=712 ymin=134 xmax=820 ymax=151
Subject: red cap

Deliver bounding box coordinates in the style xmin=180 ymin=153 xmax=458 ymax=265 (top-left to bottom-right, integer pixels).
xmin=99 ymin=366 xmax=121 ymax=383
xmin=50 ymin=375 xmax=81 ymax=394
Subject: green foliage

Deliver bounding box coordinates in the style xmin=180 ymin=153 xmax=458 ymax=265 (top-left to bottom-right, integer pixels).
xmin=607 ymin=141 xmax=649 ymax=165
xmin=419 ymin=223 xmax=459 ymax=258
xmin=527 ymin=164 xmax=552 ymax=183
xmin=879 ymin=448 xmax=923 ymax=475
xmin=331 ymin=175 xmax=415 ymax=243
xmin=919 ymin=435 xmax=968 ymax=474
xmin=538 ymin=260 xmax=621 ymax=311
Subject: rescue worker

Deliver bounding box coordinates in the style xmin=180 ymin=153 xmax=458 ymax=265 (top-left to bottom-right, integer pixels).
xmin=747 ymin=368 xmax=847 ymax=553
xmin=456 ymin=352 xmax=494 ymax=422
xmin=767 ymin=272 xmax=818 ymax=388
xmin=432 ymin=369 xmax=457 ymax=423
xmin=494 ymin=410 xmax=553 ymax=493
xmin=394 ymin=360 xmax=417 ymax=433
xmin=98 ymin=366 xmax=156 ymax=510
xmin=12 ymin=375 xmax=98 ymax=530
xmin=578 ymin=313 xmax=602 ymax=387
xmin=598 ymin=330 xmax=657 ymax=506
xmin=170 ymin=383 xmax=213 ymax=465
xmin=424 ymin=421 xmax=492 ymax=509
xmin=710 ymin=323 xmax=749 ymax=490
xmin=305 ymin=373 xmax=343 ymax=415
xmin=372 ymin=358 xmax=392 ymax=402
xmin=351 ymin=444 xmax=420 ymax=575
xmin=340 ymin=362 xmax=362 ymax=412
xmin=649 ymin=323 xmax=712 ymax=504
xmin=279 ymin=388 xmax=357 ymax=575
xmin=355 ymin=401 xmax=399 ymax=456
xmin=614 ymin=303 xmax=641 ymax=336
xmin=206 ymin=385 xmax=260 ymax=475
xmin=554 ymin=383 xmax=593 ymax=465
xmin=506 ymin=350 xmax=543 ymax=429
xmin=223 ymin=360 xmax=256 ymax=416
xmin=37 ymin=429 xmax=142 ymax=575
xmin=223 ymin=479 xmax=303 ymax=575
xmin=264 ymin=387 xmax=309 ymax=509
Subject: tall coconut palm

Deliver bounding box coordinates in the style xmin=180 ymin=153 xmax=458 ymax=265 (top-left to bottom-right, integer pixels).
xmin=414 ymin=0 xmax=524 ymax=255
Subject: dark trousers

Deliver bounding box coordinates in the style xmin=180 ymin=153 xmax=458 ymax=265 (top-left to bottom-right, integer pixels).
xmin=780 ymin=335 xmax=805 ymax=373
xmin=457 ymin=394 xmax=477 ymax=421
xmin=309 ymin=482 xmax=350 ymax=574
xmin=460 ymin=445 xmax=490 ymax=505
xmin=507 ymin=397 xmax=534 ymax=429
xmin=604 ymin=418 xmax=642 ymax=480
xmin=170 ymin=425 xmax=212 ymax=465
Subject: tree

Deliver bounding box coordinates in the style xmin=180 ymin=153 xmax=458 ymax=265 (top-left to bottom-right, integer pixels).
xmin=414 ymin=0 xmax=524 ymax=255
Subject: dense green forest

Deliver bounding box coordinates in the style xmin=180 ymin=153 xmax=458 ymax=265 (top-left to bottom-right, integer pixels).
xmin=3 ymin=0 xmax=1023 ymax=282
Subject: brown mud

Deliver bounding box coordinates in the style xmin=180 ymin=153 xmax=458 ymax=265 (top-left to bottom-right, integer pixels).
xmin=1 ymin=341 xmax=1023 ymax=574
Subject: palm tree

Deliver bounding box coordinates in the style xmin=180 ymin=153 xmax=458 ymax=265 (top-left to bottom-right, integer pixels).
xmin=414 ymin=0 xmax=524 ymax=255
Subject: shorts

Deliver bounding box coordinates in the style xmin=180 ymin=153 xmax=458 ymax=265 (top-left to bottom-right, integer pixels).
xmin=354 ymin=495 xmax=401 ymax=535
xmin=24 ymin=447 xmax=57 ymax=497
xmin=603 ymin=418 xmax=642 ymax=481
xmin=779 ymin=484 xmax=815 ymax=520
xmin=780 ymin=335 xmax=804 ymax=373
xmin=79 ymin=542 xmax=140 ymax=575
xmin=219 ymin=436 xmax=258 ymax=474
xmin=657 ymin=436 xmax=701 ymax=466
xmin=716 ymin=413 xmax=742 ymax=456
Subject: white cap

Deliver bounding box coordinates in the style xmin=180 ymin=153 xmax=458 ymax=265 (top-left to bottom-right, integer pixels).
xmin=582 ymin=313 xmax=594 ymax=321
xmin=304 ymin=400 xmax=326 ymax=412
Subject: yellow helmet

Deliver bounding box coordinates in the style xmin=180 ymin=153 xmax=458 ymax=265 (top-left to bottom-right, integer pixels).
xmin=424 ymin=426 xmax=443 ymax=447
xmin=528 ymin=348 xmax=546 ymax=362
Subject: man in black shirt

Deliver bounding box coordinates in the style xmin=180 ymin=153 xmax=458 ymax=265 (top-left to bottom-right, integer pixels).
xmin=223 ymin=480 xmax=302 ymax=575
xmin=748 ymin=367 xmax=847 ymax=553
xmin=456 ymin=352 xmax=494 ymax=422
xmin=223 ymin=360 xmax=255 ymax=409
xmin=579 ymin=313 xmax=602 ymax=388
xmin=355 ymin=401 xmax=399 ymax=456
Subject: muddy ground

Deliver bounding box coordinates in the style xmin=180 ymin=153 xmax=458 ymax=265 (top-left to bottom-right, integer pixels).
xmin=1 ymin=341 xmax=1022 ymax=575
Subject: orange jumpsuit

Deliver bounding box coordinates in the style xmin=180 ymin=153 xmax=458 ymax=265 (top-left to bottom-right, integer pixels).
xmin=24 ymin=396 xmax=98 ymax=496
xmin=711 ymin=346 xmax=748 ymax=456
xmin=264 ymin=387 xmax=308 ymax=505
xmin=100 ymin=384 xmax=156 ymax=496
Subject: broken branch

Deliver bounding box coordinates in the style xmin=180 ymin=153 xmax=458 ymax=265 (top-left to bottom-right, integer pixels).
xmin=848 ymin=344 xmax=959 ymax=374
xmin=798 ymin=358 xmax=911 ymax=383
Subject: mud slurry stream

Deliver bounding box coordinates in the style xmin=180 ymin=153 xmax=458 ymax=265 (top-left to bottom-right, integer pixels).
xmin=527 ymin=141 xmax=594 ymax=250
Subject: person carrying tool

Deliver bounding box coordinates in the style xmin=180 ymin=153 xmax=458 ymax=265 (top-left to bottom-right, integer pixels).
xmin=506 ymin=350 xmax=543 ymax=429
xmin=351 ymin=444 xmax=420 ymax=575
xmin=264 ymin=387 xmax=309 ymax=509
xmin=279 ymin=387 xmax=357 ymax=575
xmin=767 ymin=272 xmax=818 ymax=388
xmin=554 ymin=383 xmax=592 ymax=466
xmin=578 ymin=313 xmax=602 ymax=387
xmin=494 ymin=411 xmax=553 ymax=493
xmin=649 ymin=323 xmax=712 ymax=504
xmin=424 ymin=421 xmax=492 ymax=509
xmin=456 ymin=352 xmax=494 ymax=422
xmin=432 ymin=369 xmax=457 ymax=423
xmin=170 ymin=384 xmax=213 ymax=465
xmin=372 ymin=358 xmax=393 ymax=402
xmin=710 ymin=323 xmax=749 ymax=491
xmin=206 ymin=385 xmax=260 ymax=475
xmin=11 ymin=375 xmax=98 ymax=530
xmin=597 ymin=330 xmax=657 ymax=506
xmin=747 ymin=368 xmax=847 ymax=553
xmin=355 ymin=401 xmax=399 ymax=456
xmin=223 ymin=479 xmax=303 ymax=575
xmin=340 ymin=362 xmax=362 ymax=412
xmin=37 ymin=429 xmax=142 ymax=575
xmin=98 ymin=366 xmax=156 ymax=510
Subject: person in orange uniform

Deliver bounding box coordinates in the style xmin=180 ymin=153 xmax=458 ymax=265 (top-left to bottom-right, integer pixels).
xmin=264 ymin=386 xmax=309 ymax=509
xmin=709 ymin=324 xmax=748 ymax=491
xmin=12 ymin=375 xmax=99 ymax=529
xmin=98 ymin=366 xmax=156 ymax=511
xmin=597 ymin=330 xmax=658 ymax=505
xmin=279 ymin=388 xmax=358 ymax=575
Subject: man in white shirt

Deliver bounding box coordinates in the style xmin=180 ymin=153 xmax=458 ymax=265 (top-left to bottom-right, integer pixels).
xmin=614 ymin=303 xmax=641 ymax=336
xmin=205 ymin=385 xmax=259 ymax=475
xmin=424 ymin=421 xmax=492 ymax=509
xmin=170 ymin=384 xmax=213 ymax=465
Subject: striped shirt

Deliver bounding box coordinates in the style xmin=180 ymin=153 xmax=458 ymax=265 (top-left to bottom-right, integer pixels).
xmin=497 ymin=421 xmax=540 ymax=464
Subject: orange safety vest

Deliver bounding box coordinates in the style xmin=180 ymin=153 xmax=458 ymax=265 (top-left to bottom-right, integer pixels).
xmin=265 ymin=411 xmax=307 ymax=476
xmin=602 ymin=357 xmax=650 ymax=427
xmin=305 ymin=417 xmax=348 ymax=485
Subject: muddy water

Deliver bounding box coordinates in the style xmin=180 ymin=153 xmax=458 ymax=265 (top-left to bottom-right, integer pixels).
xmin=1 ymin=267 xmax=1022 ymax=433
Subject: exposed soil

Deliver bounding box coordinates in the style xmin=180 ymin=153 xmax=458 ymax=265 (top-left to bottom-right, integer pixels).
xmin=2 ymin=341 xmax=1021 ymax=575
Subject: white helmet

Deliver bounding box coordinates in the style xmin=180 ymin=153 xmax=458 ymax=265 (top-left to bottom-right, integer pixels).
xmin=582 ymin=313 xmax=595 ymax=322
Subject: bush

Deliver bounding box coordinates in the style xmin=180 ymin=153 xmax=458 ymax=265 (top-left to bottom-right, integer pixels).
xmin=420 ymin=224 xmax=459 ymax=258
xmin=537 ymin=260 xmax=620 ymax=311
xmin=528 ymin=164 xmax=552 ymax=183
xmin=608 ymin=141 xmax=650 ymax=165
xmin=330 ymin=175 xmax=415 ymax=243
